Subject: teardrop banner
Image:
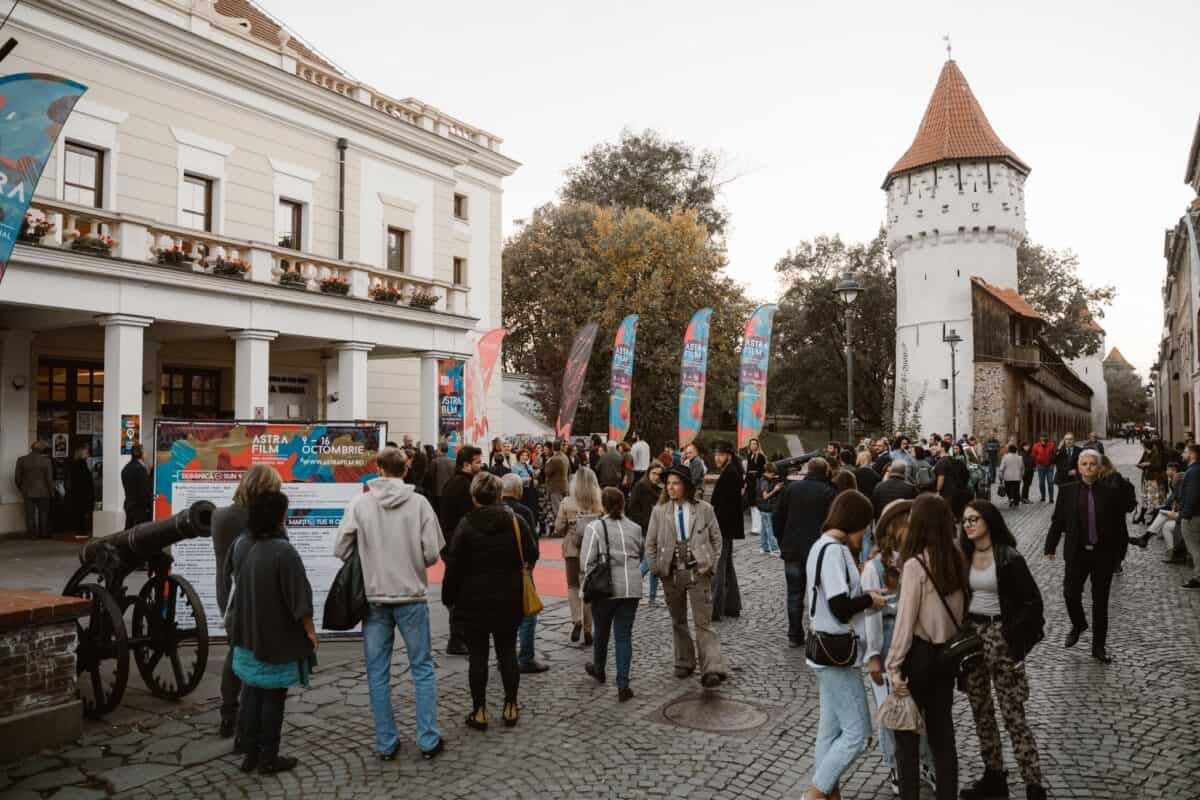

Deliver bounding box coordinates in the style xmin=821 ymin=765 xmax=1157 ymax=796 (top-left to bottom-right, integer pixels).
xmin=678 ymin=308 xmax=713 ymax=448
xmin=556 ymin=322 xmax=599 ymax=441
xmin=736 ymin=304 xmax=778 ymax=449
xmin=464 ymin=328 xmax=506 ymax=446
xmin=0 ymin=74 xmax=89 ymax=285
xmin=608 ymin=314 xmax=639 ymax=445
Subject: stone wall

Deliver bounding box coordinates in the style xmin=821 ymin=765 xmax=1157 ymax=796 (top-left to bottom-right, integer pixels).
xmin=0 ymin=621 xmax=77 ymax=718
xmin=973 ymin=362 xmax=1010 ymax=438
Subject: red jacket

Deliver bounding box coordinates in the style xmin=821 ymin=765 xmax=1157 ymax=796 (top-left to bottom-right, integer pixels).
xmin=1030 ymin=442 xmax=1055 ymax=467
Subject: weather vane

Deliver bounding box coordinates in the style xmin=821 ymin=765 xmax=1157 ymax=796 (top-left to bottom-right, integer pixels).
xmin=943 ymin=34 xmax=952 ymax=60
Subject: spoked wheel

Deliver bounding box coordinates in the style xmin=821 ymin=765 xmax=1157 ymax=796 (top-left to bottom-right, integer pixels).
xmin=70 ymin=582 xmax=130 ymax=718
xmin=131 ymin=575 xmax=208 ymax=700
xmin=63 ymin=562 xmax=109 ymax=596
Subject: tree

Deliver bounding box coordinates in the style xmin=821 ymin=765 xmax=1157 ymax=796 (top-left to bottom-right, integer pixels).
xmin=769 ymin=229 xmax=896 ymax=436
xmin=1017 ymin=241 xmax=1115 ymax=360
xmin=1105 ymin=361 xmax=1150 ymax=426
xmin=560 ymin=129 xmax=732 ymax=238
xmin=502 ymin=203 xmax=751 ymax=448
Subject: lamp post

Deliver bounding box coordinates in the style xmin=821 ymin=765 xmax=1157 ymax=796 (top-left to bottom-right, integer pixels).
xmin=836 ymin=271 xmax=862 ymax=444
xmin=944 ymin=328 xmax=963 ymax=442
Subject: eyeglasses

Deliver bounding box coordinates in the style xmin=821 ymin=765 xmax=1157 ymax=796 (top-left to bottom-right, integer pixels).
xmin=962 ymin=515 xmax=983 ymax=526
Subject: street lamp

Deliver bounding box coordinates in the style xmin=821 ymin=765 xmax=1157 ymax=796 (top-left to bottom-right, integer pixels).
xmin=836 ymin=271 xmax=862 ymax=444
xmin=943 ymin=328 xmax=963 ymax=442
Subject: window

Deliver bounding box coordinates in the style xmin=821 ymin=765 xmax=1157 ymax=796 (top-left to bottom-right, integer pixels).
xmin=64 ymin=142 xmax=104 ymax=208
xmin=453 ymin=193 xmax=468 ymax=220
xmin=161 ymin=368 xmax=221 ymax=418
xmin=277 ymin=199 xmax=303 ymax=250
xmin=387 ymin=227 xmax=406 ymax=272
xmin=181 ymin=174 xmax=213 ymax=232
xmin=940 ymin=379 xmax=950 ymax=390
xmin=74 ymin=367 xmax=104 ymax=404
xmin=453 ymin=257 xmax=466 ymax=286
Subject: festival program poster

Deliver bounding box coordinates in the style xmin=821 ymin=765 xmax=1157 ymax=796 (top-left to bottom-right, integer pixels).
xmin=608 ymin=314 xmax=639 ymax=444
xmin=678 ymin=308 xmax=713 ymax=448
xmin=439 ymin=359 xmax=465 ymax=456
xmin=737 ymin=304 xmax=778 ymax=449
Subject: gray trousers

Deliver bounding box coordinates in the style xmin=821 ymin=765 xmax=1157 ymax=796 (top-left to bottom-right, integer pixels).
xmin=1182 ymin=517 xmax=1200 ymax=579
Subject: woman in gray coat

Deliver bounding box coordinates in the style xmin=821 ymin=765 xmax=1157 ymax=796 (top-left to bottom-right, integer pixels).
xmin=581 ymin=488 xmax=645 ymax=701
xmin=997 ymin=445 xmax=1024 ymax=509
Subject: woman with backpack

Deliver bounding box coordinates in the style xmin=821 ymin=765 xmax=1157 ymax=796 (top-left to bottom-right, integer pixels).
xmin=554 ymin=466 xmax=602 ymax=644
xmin=935 ymin=444 xmax=971 ymax=521
xmin=910 ymin=446 xmax=935 ymax=493
xmin=886 ymin=493 xmax=968 ymax=800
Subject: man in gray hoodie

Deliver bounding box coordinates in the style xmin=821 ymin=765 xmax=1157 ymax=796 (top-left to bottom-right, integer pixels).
xmin=335 ymin=447 xmax=445 ymax=761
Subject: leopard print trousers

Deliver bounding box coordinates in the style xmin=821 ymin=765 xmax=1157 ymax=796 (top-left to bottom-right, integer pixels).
xmin=964 ymin=620 xmax=1044 ymax=785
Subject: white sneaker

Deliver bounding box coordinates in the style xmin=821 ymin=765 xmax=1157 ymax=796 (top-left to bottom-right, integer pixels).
xmin=921 ymin=764 xmax=937 ymax=791
xmin=888 ymin=769 xmax=900 ymax=796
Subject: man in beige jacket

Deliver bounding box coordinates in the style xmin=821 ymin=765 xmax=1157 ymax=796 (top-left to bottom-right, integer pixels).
xmin=646 ymin=466 xmax=727 ymax=687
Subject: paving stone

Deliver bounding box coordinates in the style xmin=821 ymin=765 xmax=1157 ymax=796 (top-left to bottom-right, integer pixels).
xmin=8 ymin=755 xmax=64 ymax=778
xmin=98 ymin=763 xmax=182 ymax=794
xmin=149 ymin=720 xmax=195 ymax=737
xmin=299 ymin=687 xmax=342 ymax=705
xmin=177 ymin=737 xmax=237 ymax=767
xmin=49 ymin=787 xmax=108 ymax=800
xmin=59 ymin=746 xmax=105 ymax=762
xmin=15 ymin=766 xmax=86 ymax=791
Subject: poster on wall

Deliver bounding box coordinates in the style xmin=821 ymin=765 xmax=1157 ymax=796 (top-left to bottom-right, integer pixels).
xmin=438 ymin=359 xmax=465 ymax=456
xmin=154 ymin=419 xmax=387 ymax=639
xmin=120 ymin=414 xmax=140 ymax=454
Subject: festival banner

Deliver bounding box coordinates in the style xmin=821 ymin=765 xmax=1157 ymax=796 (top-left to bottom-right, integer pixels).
xmin=608 ymin=314 xmax=639 ymax=444
xmin=464 ymin=328 xmax=506 ymax=446
xmin=678 ymin=308 xmax=713 ymax=448
xmin=438 ymin=359 xmax=465 ymax=456
xmin=0 ymin=74 xmax=88 ymax=284
xmin=154 ymin=419 xmax=386 ymax=638
xmin=736 ymin=304 xmax=779 ymax=449
xmin=556 ymin=322 xmax=599 ymax=441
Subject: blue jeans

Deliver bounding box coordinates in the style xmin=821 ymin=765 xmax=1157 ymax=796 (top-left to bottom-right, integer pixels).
xmin=812 ymin=666 xmax=871 ymax=793
xmin=759 ymin=511 xmax=780 ymax=554
xmin=987 ymin=462 xmax=997 ymax=485
xmin=784 ymin=560 xmax=806 ymax=641
xmin=1036 ymin=465 xmax=1055 ymax=501
xmin=591 ymin=597 xmax=639 ymax=688
xmin=364 ymin=602 xmax=441 ymax=753
xmin=640 ymin=556 xmax=659 ymax=601
xmin=518 ymin=613 xmax=538 ymax=667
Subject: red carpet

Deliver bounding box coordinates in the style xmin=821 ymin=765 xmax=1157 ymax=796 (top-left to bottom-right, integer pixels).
xmin=426 ymin=537 xmax=569 ymax=598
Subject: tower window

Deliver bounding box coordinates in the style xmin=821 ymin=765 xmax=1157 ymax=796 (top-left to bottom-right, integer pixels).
xmin=941 ymin=204 xmax=949 ymax=213
xmin=971 ymin=202 xmax=980 ymax=212
xmin=941 ymin=379 xmax=950 ymax=390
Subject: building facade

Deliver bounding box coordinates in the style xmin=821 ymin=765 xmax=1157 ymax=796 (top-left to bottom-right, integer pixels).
xmin=885 ymin=58 xmax=1094 ymax=442
xmin=0 ymin=0 xmax=517 ymax=535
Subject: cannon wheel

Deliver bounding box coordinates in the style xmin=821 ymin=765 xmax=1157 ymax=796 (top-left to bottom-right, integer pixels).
xmin=70 ymin=582 xmax=130 ymax=718
xmin=131 ymin=574 xmax=208 ymax=700
xmin=63 ymin=562 xmax=110 ymax=596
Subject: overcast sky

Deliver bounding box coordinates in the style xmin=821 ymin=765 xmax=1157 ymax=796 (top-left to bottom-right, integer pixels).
xmin=261 ymin=0 xmax=1197 ymax=376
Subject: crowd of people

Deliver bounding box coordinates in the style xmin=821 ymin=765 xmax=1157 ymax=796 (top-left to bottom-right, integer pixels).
xmin=199 ymin=424 xmax=1198 ymax=797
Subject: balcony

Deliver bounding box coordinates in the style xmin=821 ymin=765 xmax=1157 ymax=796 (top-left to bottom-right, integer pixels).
xmin=1011 ymin=344 xmax=1041 ymax=369
xmin=23 ymin=199 xmax=469 ymax=316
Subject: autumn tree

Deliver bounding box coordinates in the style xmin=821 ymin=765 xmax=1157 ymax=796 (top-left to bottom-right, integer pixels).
xmin=1105 ymin=360 xmax=1150 ymax=427
xmin=1017 ymin=241 xmax=1115 ymax=359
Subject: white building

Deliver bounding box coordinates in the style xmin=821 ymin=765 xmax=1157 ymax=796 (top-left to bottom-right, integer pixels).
xmin=0 ymin=0 xmax=517 ymax=535
xmin=1068 ymin=318 xmax=1110 ymax=436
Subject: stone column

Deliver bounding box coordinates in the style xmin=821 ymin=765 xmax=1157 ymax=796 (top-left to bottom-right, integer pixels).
xmin=97 ymin=314 xmax=153 ymax=535
xmin=334 ymin=341 xmax=374 ymax=420
xmin=322 ymin=354 xmax=341 ymax=419
xmin=419 ymin=353 xmax=440 ymax=448
xmin=229 ymin=330 xmax=278 ymax=420
xmin=0 ymin=331 xmax=33 ymax=532
xmin=142 ymin=339 xmax=161 ymax=443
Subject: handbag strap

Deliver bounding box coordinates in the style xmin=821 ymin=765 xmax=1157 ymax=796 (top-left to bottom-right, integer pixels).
xmin=599 ymin=519 xmax=612 ymax=563
xmin=809 ymin=541 xmax=852 ymax=617
xmin=913 ymin=555 xmax=962 ymax=628
xmin=511 ymin=514 xmax=526 ymax=565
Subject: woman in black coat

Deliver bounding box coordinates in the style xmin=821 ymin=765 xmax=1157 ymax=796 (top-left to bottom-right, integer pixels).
xmin=442 ymin=472 xmax=538 ymax=730
xmin=743 ymin=439 xmax=767 ymax=509
xmin=65 ymin=446 xmax=95 ymax=535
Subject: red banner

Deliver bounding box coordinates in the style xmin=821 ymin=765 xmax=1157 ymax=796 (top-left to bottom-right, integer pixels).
xmin=556 ymin=322 xmax=599 ymax=441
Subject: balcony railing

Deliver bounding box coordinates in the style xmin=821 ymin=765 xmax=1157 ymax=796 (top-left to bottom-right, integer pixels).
xmin=23 ymin=199 xmax=470 ymax=316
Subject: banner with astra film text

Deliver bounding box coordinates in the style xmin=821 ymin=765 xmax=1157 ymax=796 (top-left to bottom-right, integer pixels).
xmin=737 ymin=304 xmax=778 ymax=449
xmin=678 ymin=308 xmax=713 ymax=448
xmin=608 ymin=314 xmax=639 ymax=445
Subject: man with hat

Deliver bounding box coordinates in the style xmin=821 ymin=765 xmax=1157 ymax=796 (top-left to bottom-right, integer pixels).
xmin=645 ymin=465 xmax=728 ymax=687
xmin=709 ymin=441 xmax=744 ymax=621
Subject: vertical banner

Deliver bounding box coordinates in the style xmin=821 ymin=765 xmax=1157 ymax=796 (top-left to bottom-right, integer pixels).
xmin=556 ymin=322 xmax=599 ymax=441
xmin=155 ymin=419 xmax=386 ymax=638
xmin=608 ymin=314 xmax=639 ymax=444
xmin=678 ymin=308 xmax=713 ymax=448
xmin=0 ymin=74 xmax=88 ymax=285
xmin=438 ymin=359 xmax=465 ymax=456
xmin=464 ymin=328 xmax=507 ymax=446
xmin=737 ymin=304 xmax=779 ymax=449
xmin=120 ymin=414 xmax=141 ymax=455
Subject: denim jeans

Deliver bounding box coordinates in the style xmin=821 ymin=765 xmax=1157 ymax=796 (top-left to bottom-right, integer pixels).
xmin=591 ymin=597 xmax=639 ymax=688
xmin=812 ymin=666 xmax=871 ymax=793
xmin=518 ymin=613 xmax=538 ymax=666
xmin=1036 ymin=466 xmax=1055 ymax=501
xmin=784 ymin=560 xmax=806 ymax=641
xmin=759 ymin=511 xmax=780 ymax=554
xmin=238 ymin=685 xmax=288 ymax=759
xmin=640 ymin=556 xmax=659 ymax=600
xmin=364 ymin=602 xmax=441 ymax=753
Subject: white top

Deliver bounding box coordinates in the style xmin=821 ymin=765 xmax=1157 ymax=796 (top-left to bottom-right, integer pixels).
xmin=861 ymin=554 xmax=899 ymax=661
xmin=968 ymin=559 xmax=1001 ymax=616
xmin=671 ymin=501 xmax=692 ymax=542
xmin=631 ymin=440 xmax=651 ymax=471
xmin=805 ymin=533 xmax=866 ymax=668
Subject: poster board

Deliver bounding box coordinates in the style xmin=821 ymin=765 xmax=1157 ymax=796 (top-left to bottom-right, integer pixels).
xmin=154 ymin=419 xmax=386 ymax=639
xmin=438 ymin=359 xmax=464 ymax=456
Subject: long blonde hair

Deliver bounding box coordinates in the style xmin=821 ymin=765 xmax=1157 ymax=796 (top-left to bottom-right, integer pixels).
xmin=233 ymin=464 xmax=282 ymax=508
xmin=571 ymin=466 xmax=602 ymax=513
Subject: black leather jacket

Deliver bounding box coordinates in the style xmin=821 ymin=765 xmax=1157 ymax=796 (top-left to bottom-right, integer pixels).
xmin=974 ymin=541 xmax=1044 ymax=663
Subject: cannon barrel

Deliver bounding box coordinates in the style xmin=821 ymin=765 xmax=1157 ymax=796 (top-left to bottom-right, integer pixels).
xmin=80 ymin=501 xmax=215 ymax=565
xmin=771 ymin=451 xmax=817 ymax=476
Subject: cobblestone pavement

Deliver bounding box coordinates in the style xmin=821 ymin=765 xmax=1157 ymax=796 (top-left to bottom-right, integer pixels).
xmin=3 ymin=441 xmax=1197 ymax=799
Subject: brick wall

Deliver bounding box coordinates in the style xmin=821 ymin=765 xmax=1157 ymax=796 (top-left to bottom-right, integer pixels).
xmin=0 ymin=621 xmax=78 ymax=717
xmin=973 ymin=362 xmax=1010 ymax=438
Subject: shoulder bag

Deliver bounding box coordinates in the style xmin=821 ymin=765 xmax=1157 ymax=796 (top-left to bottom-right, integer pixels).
xmin=322 ymin=541 xmax=367 ymax=631
xmin=914 ymin=556 xmax=983 ymax=677
xmin=512 ymin=515 xmax=544 ymax=617
xmin=804 ymin=542 xmax=859 ymax=667
xmin=582 ymin=519 xmax=615 ymax=603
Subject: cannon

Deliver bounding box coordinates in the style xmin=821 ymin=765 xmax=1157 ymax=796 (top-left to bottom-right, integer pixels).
xmin=63 ymin=501 xmax=214 ymax=717
xmin=772 ymin=451 xmax=818 ymax=477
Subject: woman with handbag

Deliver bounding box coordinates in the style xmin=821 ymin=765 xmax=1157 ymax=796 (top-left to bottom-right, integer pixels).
xmin=554 ymin=466 xmax=602 ymax=644
xmin=886 ymin=493 xmax=969 ymax=800
xmin=997 ymin=445 xmax=1024 ymax=509
xmin=442 ymin=472 xmax=539 ymax=730
xmin=581 ymin=487 xmax=645 ymax=701
xmin=803 ymin=490 xmax=888 ymax=800
xmin=959 ymin=501 xmax=1047 ymax=800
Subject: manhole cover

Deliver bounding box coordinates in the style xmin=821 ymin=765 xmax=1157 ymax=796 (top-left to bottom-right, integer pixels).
xmin=661 ymin=695 xmax=769 ymax=732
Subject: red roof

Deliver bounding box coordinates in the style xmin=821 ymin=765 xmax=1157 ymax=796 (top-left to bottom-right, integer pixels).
xmin=971 ymin=277 xmax=1042 ymax=320
xmin=886 ymin=60 xmax=1029 ymax=185
xmin=1104 ymin=347 xmax=1133 ymax=367
xmin=214 ymin=0 xmax=337 ymax=70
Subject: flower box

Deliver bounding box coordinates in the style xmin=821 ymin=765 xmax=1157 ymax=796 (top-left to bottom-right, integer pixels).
xmin=213 ymin=258 xmax=249 ymax=278
xmin=19 ymin=214 xmax=53 ymax=243
xmin=279 ymin=271 xmax=307 ymax=288
xmin=370 ymin=285 xmax=401 ymax=304
xmin=408 ymin=289 xmax=439 ymax=309
xmin=156 ymin=248 xmax=192 ymax=266
xmin=69 ymin=234 xmax=115 ymax=256
xmin=320 ymin=277 xmax=350 ymax=295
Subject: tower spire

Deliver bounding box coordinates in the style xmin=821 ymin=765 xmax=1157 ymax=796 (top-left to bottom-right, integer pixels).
xmin=943 ymin=34 xmax=952 ymax=61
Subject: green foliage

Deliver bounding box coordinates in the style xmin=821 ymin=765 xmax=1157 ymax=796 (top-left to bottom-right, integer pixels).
xmin=1017 ymin=241 xmax=1115 ymax=360
xmin=768 ymin=229 xmax=896 ymax=434
xmin=560 ymin=128 xmax=731 ymax=238
xmin=1105 ymin=361 xmax=1150 ymax=426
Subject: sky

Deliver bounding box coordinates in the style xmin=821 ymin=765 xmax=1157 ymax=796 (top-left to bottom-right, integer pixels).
xmin=260 ymin=0 xmax=1198 ymax=376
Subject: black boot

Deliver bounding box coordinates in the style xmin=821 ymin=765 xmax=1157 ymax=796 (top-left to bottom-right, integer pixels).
xmin=1025 ymin=785 xmax=1047 ymax=800
xmin=960 ymin=768 xmax=1010 ymax=800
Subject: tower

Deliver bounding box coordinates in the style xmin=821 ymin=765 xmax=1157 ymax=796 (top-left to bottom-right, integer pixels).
xmin=885 ymin=59 xmax=1030 ymax=436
